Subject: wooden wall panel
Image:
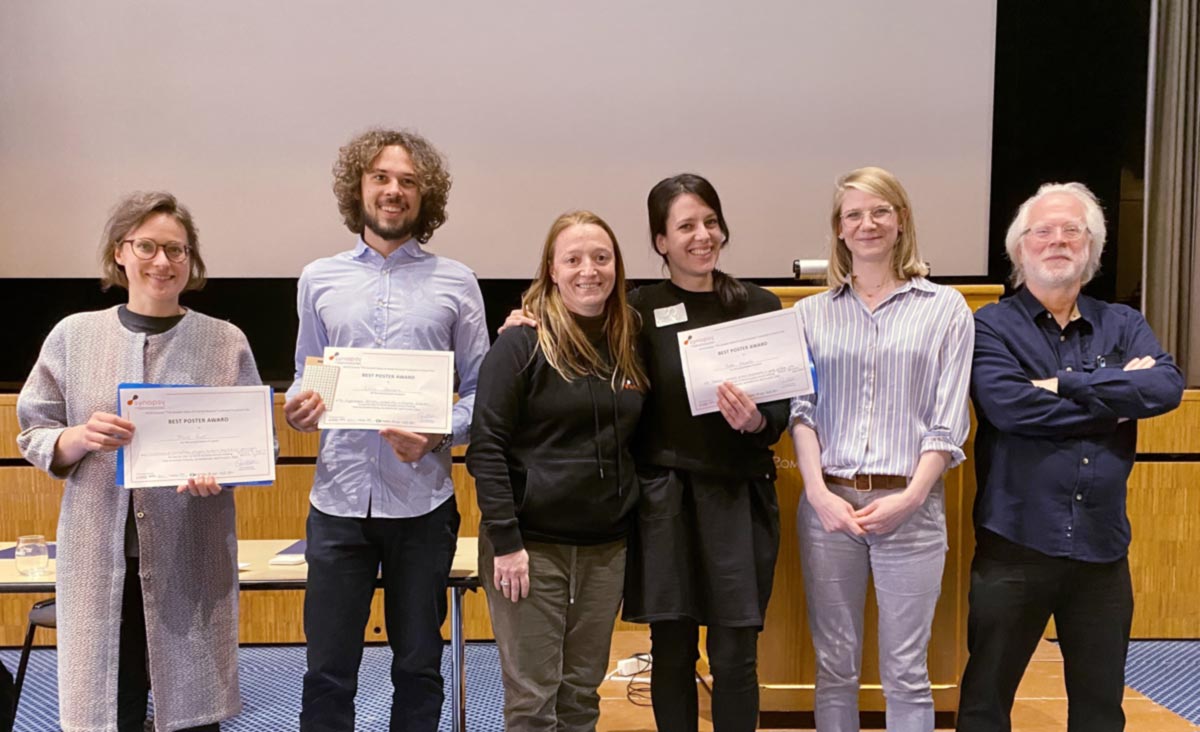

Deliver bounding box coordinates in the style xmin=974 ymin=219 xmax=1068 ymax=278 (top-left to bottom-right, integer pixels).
xmin=0 ymin=395 xmax=20 ymax=459
xmin=1127 ymin=462 xmax=1200 ymax=638
xmin=752 ymin=286 xmax=999 ymax=713
xmin=3 ymin=282 xmax=1196 ymax=658
xmin=234 ymin=465 xmax=313 ymax=540
xmin=0 ymin=593 xmax=56 ymax=647
xmin=757 ymin=431 xmax=976 ymax=711
xmin=0 ymin=466 xmax=64 ymax=542
xmin=1137 ymin=392 xmax=1200 ymax=454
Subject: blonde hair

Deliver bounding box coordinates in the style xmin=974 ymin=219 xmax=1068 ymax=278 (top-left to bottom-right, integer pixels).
xmin=1003 ymin=182 xmax=1106 ymax=288
xmin=826 ymin=166 xmax=928 ymax=285
xmin=98 ymin=191 xmax=207 ymax=292
xmin=521 ymin=211 xmax=648 ymax=392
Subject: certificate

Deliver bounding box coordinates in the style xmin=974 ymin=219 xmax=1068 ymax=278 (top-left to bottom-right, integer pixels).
xmin=677 ymin=308 xmax=813 ymax=416
xmin=315 ymin=347 xmax=454 ymax=432
xmin=117 ymin=384 xmax=275 ymax=489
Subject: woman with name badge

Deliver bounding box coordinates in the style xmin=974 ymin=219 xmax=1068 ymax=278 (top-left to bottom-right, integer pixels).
xmin=622 ymin=174 xmax=789 ymax=732
xmin=468 ymin=211 xmax=647 ymax=731
xmin=789 ymin=167 xmax=973 ymax=732
xmin=16 ymin=192 xmax=260 ymax=732
xmin=501 ymin=174 xmax=789 ymax=730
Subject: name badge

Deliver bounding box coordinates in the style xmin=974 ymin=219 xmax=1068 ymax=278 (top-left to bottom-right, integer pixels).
xmin=654 ymin=302 xmax=688 ymax=328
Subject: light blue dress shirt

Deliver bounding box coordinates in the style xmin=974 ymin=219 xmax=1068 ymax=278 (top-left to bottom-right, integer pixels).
xmin=287 ymin=238 xmax=489 ymax=518
xmin=790 ymin=277 xmax=974 ymax=478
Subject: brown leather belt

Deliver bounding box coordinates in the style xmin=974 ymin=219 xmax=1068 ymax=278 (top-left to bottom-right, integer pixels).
xmin=823 ymin=473 xmax=909 ymax=492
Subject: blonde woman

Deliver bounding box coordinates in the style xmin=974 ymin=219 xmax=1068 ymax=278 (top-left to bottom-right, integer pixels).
xmin=467 ymin=210 xmax=647 ymax=731
xmin=790 ymin=167 xmax=974 ymax=732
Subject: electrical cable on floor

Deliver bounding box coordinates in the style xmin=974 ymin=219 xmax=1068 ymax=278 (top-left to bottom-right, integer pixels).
xmin=625 ymin=652 xmax=653 ymax=706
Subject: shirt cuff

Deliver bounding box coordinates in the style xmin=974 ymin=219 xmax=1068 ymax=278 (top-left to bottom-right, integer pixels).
xmin=24 ymin=426 xmax=75 ymax=480
xmin=789 ymin=398 xmax=816 ymax=431
xmin=485 ymin=521 xmax=524 ymax=557
xmin=1056 ymin=369 xmax=1089 ymax=400
xmin=919 ymin=436 xmax=965 ymax=468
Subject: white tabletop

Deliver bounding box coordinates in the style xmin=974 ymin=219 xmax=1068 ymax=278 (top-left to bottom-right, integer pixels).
xmin=0 ymin=537 xmax=479 ymax=593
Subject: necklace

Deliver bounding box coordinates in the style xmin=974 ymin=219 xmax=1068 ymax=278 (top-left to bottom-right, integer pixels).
xmin=852 ymin=276 xmax=897 ymax=298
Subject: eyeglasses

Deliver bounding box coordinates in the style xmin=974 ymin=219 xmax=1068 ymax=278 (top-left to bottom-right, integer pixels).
xmin=123 ymin=238 xmax=191 ymax=263
xmin=841 ymin=205 xmax=896 ymax=226
xmin=1022 ymin=223 xmax=1088 ymax=243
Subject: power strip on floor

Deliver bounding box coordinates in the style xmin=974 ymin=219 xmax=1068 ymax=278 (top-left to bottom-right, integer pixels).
xmin=617 ymin=654 xmax=651 ymax=676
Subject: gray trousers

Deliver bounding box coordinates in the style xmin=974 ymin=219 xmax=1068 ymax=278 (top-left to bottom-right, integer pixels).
xmin=798 ymin=482 xmax=947 ymax=732
xmin=481 ymin=537 xmax=626 ymax=732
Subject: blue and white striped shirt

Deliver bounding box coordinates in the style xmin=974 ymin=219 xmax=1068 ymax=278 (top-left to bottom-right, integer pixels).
xmin=287 ymin=238 xmax=490 ymax=518
xmin=789 ymin=277 xmax=974 ymax=478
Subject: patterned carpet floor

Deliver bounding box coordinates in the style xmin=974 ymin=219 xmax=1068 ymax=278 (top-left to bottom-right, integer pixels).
xmin=1 ymin=643 xmax=504 ymax=732
xmin=1125 ymin=640 xmax=1200 ymax=725
xmin=1 ymin=640 xmax=1196 ymax=730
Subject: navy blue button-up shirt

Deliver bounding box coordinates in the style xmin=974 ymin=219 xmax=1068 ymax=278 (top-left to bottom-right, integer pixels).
xmin=971 ymin=287 xmax=1184 ymax=562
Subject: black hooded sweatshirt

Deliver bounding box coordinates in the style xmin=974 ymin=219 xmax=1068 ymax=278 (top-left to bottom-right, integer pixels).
xmin=467 ymin=317 xmax=645 ymax=556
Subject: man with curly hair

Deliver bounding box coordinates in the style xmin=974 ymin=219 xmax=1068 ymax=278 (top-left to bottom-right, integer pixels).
xmin=284 ymin=128 xmax=489 ymax=732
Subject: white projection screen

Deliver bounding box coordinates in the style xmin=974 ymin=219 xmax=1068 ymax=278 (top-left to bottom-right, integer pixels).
xmin=0 ymin=2 xmax=996 ymax=280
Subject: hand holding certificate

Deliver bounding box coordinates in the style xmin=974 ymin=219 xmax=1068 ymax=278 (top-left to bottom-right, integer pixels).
xmin=308 ymin=347 xmax=454 ymax=433
xmin=677 ymin=308 xmax=814 ymax=416
xmin=117 ymin=384 xmax=276 ymax=489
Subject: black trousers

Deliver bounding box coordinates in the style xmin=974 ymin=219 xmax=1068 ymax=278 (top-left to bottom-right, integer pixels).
xmin=956 ymin=530 xmax=1133 ymax=732
xmin=300 ymin=498 xmax=460 ymax=732
xmin=117 ymin=557 xmax=220 ymax=732
xmin=649 ymin=619 xmax=760 ymax=732
xmin=0 ymin=656 xmax=14 ymax=732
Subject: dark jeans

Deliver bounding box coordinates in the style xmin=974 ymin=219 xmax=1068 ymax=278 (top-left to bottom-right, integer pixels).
xmin=957 ymin=530 xmax=1133 ymax=732
xmin=0 ymin=657 xmax=14 ymax=732
xmin=118 ymin=557 xmax=220 ymax=732
xmin=649 ymin=619 xmax=761 ymax=732
xmin=300 ymin=498 xmax=460 ymax=732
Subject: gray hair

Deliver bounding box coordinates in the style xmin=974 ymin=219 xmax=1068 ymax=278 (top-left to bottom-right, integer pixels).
xmin=1003 ymin=182 xmax=1106 ymax=288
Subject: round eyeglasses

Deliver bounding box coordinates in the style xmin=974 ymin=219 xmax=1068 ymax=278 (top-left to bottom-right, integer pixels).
xmin=123 ymin=238 xmax=191 ymax=263
xmin=841 ymin=205 xmax=897 ymax=226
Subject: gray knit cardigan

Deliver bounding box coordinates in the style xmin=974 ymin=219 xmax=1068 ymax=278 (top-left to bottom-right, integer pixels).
xmin=17 ymin=307 xmax=260 ymax=732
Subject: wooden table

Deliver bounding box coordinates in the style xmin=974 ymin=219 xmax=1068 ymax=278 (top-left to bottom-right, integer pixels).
xmin=0 ymin=537 xmax=481 ymax=732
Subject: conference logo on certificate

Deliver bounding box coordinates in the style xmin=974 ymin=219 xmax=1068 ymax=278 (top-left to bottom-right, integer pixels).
xmin=677 ymin=308 xmax=814 ymax=416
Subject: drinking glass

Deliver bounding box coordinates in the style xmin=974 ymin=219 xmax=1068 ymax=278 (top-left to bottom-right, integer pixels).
xmin=15 ymin=534 xmax=49 ymax=577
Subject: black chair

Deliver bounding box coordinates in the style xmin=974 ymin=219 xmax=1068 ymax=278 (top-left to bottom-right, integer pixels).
xmin=1 ymin=656 xmax=14 ymax=732
xmin=13 ymin=598 xmax=56 ymax=719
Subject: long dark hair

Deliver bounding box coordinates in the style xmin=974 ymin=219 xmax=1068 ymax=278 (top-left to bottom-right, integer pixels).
xmin=647 ymin=173 xmax=747 ymax=311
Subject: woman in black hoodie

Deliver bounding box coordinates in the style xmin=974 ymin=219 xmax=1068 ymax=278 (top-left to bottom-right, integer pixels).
xmin=500 ymin=177 xmax=790 ymax=731
xmin=467 ymin=210 xmax=648 ymax=732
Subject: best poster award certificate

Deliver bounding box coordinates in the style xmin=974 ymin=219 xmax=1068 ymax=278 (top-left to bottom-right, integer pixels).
xmin=117 ymin=385 xmax=276 ymax=488
xmin=677 ymin=308 xmax=814 ymax=416
xmin=315 ymin=347 xmax=454 ymax=432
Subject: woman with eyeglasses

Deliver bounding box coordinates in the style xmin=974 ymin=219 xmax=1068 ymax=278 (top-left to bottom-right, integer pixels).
xmin=17 ymin=192 xmax=259 ymax=732
xmin=789 ymin=167 xmax=973 ymax=732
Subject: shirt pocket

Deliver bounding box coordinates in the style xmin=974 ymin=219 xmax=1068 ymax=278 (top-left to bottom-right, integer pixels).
xmin=396 ymin=303 xmax=453 ymax=347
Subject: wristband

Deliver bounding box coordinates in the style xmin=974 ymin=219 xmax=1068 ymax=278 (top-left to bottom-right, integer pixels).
xmin=432 ymin=433 xmax=454 ymax=453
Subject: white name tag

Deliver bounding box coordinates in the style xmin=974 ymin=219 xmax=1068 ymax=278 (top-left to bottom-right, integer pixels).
xmin=654 ymin=302 xmax=688 ymax=328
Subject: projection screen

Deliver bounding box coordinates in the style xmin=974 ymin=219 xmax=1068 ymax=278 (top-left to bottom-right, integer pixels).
xmin=0 ymin=1 xmax=996 ymax=280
